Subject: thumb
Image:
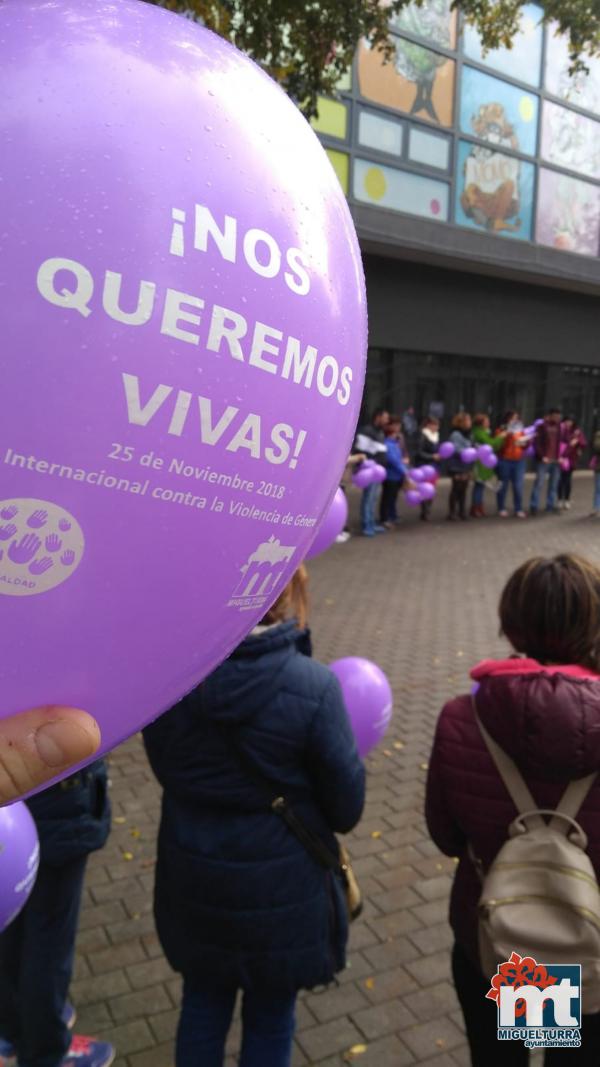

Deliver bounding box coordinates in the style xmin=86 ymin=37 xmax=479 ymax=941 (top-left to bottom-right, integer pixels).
xmin=0 ymin=706 xmax=101 ymax=804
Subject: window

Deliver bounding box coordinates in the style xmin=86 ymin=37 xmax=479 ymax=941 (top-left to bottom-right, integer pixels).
xmin=358 ymin=36 xmax=455 ymax=126
xmin=545 ymin=23 xmax=600 ymax=116
xmin=541 ymin=101 xmax=600 ymax=181
xmin=463 ymin=2 xmax=543 ymax=88
xmin=310 ymin=97 xmax=348 ymax=140
xmin=408 ymin=127 xmax=450 ymax=169
xmin=536 ymin=168 xmax=600 ymax=257
xmin=358 ymin=109 xmax=403 ymax=156
xmin=354 ymin=157 xmax=449 ymax=220
xmin=325 ymin=149 xmax=349 ymax=193
xmin=455 ymin=140 xmax=535 ymax=240
xmin=389 ymin=0 xmax=457 ymax=51
xmin=460 ymin=66 xmax=539 ymax=157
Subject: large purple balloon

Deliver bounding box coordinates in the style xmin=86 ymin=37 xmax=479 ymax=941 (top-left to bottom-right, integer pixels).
xmin=476 ymin=445 xmax=494 ymax=461
xmin=305 ymin=488 xmax=348 ymax=559
xmin=329 ymin=658 xmax=393 ymax=757
xmin=0 ymin=0 xmax=367 ymax=784
xmin=420 ymin=465 xmax=437 ymax=482
xmin=410 ymin=467 xmax=425 ymax=483
xmin=370 ymin=464 xmax=387 ymax=484
xmin=439 ymin=441 xmax=455 ymax=460
xmin=481 ymin=453 xmax=498 ymax=469
xmin=0 ymin=803 xmax=39 ymax=932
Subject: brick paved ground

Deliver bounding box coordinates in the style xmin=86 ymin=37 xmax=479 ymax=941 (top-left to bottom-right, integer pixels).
xmin=71 ymin=472 xmax=600 ymax=1067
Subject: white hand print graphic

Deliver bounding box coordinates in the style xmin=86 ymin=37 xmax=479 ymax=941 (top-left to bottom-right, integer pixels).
xmin=0 ymin=498 xmax=84 ymax=597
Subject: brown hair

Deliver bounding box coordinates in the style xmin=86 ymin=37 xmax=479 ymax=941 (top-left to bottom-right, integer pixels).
xmin=452 ymin=412 xmax=471 ymax=431
xmin=263 ymin=565 xmax=309 ymax=629
xmin=499 ymin=554 xmax=600 ymax=669
xmin=472 ymin=413 xmax=489 ymax=428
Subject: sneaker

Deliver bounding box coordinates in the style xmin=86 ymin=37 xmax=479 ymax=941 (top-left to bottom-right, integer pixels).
xmin=0 ymin=1004 xmax=76 ymax=1059
xmin=499 ymin=510 xmax=509 ymax=518
xmin=335 ymin=531 xmax=351 ymax=543
xmin=516 ymin=511 xmax=527 ymax=519
xmin=362 ymin=530 xmax=375 ymax=537
xmin=62 ymin=1036 xmax=115 ymax=1067
xmin=564 ymin=501 xmax=571 ymax=510
xmin=373 ymin=524 xmax=387 ymax=533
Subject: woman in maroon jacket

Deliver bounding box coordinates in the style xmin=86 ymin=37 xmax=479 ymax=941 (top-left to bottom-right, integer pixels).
xmin=426 ymin=553 xmax=600 ymax=1065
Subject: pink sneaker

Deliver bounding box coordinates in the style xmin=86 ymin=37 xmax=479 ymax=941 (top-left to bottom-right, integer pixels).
xmin=62 ymin=1036 xmax=115 ymax=1067
xmin=499 ymin=510 xmax=509 ymax=518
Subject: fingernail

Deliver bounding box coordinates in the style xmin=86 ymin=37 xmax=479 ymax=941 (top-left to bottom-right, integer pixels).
xmin=34 ymin=721 xmax=82 ymax=763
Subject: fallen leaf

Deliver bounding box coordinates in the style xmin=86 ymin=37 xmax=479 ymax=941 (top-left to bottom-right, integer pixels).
xmin=130 ymin=828 xmax=141 ymax=839
xmin=114 ymin=816 xmax=126 ymax=824
xmin=435 ymin=1039 xmax=446 ymax=1049
xmin=383 ymin=749 xmax=392 ymax=757
xmin=436 ymin=862 xmax=443 ymax=871
xmin=393 ymin=741 xmax=404 ymax=750
xmin=457 ymin=650 xmax=464 ymax=658
xmin=344 ymin=1044 xmax=368 ymax=1061
xmin=122 ymin=851 xmax=134 ymax=861
xmin=365 ymin=977 xmax=375 ymax=990
xmin=371 ymin=831 xmax=382 ymax=839
xmin=420 ymin=762 xmax=429 ymax=771
xmin=132 ymin=912 xmax=140 ymax=920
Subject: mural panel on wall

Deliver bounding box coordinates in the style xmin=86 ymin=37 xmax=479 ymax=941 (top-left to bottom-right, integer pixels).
xmin=536 ymin=168 xmax=600 ymax=256
xmin=358 ymin=37 xmax=455 ymax=126
xmin=455 ymin=140 xmax=534 ymax=239
xmin=460 ymin=66 xmax=539 ymax=157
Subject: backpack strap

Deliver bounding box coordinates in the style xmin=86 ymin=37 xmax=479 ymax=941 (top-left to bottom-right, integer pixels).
xmin=473 ymin=699 xmax=544 ymax=827
xmin=551 ymin=773 xmax=597 ymax=830
xmin=473 ymin=698 xmax=597 ymax=833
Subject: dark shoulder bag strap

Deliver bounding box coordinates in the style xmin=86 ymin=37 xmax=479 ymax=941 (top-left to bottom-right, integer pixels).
xmin=219 ymin=724 xmax=342 ymax=876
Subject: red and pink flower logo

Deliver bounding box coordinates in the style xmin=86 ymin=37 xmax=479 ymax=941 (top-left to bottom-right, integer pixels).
xmin=486 ymin=952 xmax=558 ymax=1018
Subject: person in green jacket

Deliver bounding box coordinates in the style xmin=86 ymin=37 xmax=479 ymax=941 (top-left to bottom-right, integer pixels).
xmin=470 ymin=414 xmax=506 ymax=517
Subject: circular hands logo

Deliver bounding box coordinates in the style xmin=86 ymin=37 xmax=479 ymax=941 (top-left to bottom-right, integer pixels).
xmin=0 ymin=499 xmax=84 ymax=597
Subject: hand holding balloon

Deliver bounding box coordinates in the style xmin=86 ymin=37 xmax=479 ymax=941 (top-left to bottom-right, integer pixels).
xmin=0 ymin=707 xmax=100 ymax=804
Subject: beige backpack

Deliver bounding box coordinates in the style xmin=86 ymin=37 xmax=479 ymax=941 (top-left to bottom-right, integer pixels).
xmin=474 ymin=710 xmax=600 ymax=1011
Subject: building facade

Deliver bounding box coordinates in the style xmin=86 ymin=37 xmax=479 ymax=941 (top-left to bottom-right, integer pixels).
xmin=311 ymin=1 xmax=600 ymax=435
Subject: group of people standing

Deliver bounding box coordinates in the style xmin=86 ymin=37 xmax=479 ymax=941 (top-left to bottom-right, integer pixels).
xmin=354 ymin=406 xmax=595 ymax=533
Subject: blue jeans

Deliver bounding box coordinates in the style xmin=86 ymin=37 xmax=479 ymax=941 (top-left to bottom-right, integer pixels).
xmin=594 ymin=471 xmax=600 ymax=511
xmin=0 ymin=856 xmax=87 ymax=1067
xmin=360 ymin=482 xmax=379 ymax=534
xmin=530 ymin=460 xmax=560 ymax=511
xmin=497 ymin=459 xmax=525 ymax=514
xmin=471 ymin=481 xmax=485 ymax=509
xmin=176 ymin=983 xmax=297 ymax=1067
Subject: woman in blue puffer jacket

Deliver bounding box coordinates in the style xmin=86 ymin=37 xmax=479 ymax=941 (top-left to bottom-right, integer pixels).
xmin=143 ymin=566 xmax=365 ymax=1067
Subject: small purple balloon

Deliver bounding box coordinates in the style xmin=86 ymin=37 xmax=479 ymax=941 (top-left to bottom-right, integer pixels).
xmin=439 ymin=441 xmax=455 ymax=460
xmin=305 ymin=488 xmax=348 ymax=559
xmin=461 ymin=448 xmax=477 ymax=464
xmin=352 ymin=466 xmax=375 ymax=490
xmin=410 ymin=467 xmax=425 ymax=483
xmin=421 ymin=465 xmax=436 ymax=482
xmin=476 ymin=445 xmax=494 ymax=461
xmin=330 ymin=657 xmax=393 ymax=758
xmin=370 ymin=464 xmax=387 ymax=484
xmin=418 ymin=481 xmax=435 ymax=501
xmin=525 ymin=445 xmax=535 ymax=458
xmin=481 ymin=453 xmax=498 ymax=469
xmin=405 ymin=489 xmax=422 ymax=507
xmin=0 ymin=803 xmax=39 ymax=932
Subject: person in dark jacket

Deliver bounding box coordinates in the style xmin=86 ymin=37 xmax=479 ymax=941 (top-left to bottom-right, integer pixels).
xmin=354 ymin=407 xmax=389 ymax=536
xmin=447 ymin=413 xmax=473 ymax=521
xmin=143 ymin=566 xmax=366 ymax=1067
xmin=379 ymin=415 xmax=409 ymax=526
xmin=426 ymin=553 xmax=600 ymax=1065
xmin=529 ymin=407 xmax=562 ymax=515
xmin=0 ymin=761 xmax=113 ymax=1067
xmin=414 ymin=416 xmax=440 ymax=521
